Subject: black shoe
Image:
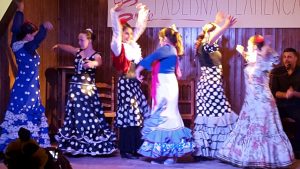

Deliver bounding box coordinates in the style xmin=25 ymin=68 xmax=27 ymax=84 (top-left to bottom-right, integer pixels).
xmin=121 ymin=153 xmax=138 ymax=159
xmin=132 ymin=152 xmax=142 ymax=158
xmin=193 ymin=156 xmax=212 ymax=162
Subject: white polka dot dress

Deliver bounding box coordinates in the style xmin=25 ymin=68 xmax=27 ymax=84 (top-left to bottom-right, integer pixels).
xmin=55 ymin=51 xmax=117 ymax=156
xmin=193 ymin=43 xmax=238 ymax=158
xmin=0 ymin=41 xmax=50 ymax=152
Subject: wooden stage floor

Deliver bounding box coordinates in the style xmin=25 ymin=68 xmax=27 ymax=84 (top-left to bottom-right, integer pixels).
xmin=1 ymin=152 xmax=299 ymax=169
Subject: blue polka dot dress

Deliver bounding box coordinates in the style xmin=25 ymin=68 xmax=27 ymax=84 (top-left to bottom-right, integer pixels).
xmin=0 ymin=11 xmax=50 ymax=152
xmin=0 ymin=41 xmax=50 ymax=152
xmin=55 ymin=50 xmax=117 ymax=156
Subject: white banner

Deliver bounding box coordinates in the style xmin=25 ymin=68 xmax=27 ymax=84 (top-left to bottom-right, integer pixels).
xmin=0 ymin=0 xmax=12 ymax=21
xmin=107 ymin=0 xmax=300 ymax=28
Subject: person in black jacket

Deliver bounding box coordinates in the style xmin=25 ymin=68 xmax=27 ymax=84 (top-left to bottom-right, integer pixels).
xmin=270 ymin=47 xmax=300 ymax=159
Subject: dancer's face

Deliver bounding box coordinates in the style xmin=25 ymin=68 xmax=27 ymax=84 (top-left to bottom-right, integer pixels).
xmin=122 ymin=27 xmax=133 ymax=43
xmin=78 ymin=33 xmax=90 ymax=49
xmin=24 ymin=31 xmax=38 ymax=42
xmin=282 ymin=52 xmax=298 ymax=70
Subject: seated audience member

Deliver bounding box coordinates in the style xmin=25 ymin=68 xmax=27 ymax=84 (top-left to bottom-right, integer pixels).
xmin=4 ymin=127 xmax=48 ymax=169
xmin=4 ymin=127 xmax=72 ymax=169
xmin=270 ymin=47 xmax=300 ymax=158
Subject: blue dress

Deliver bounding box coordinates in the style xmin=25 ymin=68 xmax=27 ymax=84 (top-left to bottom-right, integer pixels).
xmin=0 ymin=11 xmax=50 ymax=152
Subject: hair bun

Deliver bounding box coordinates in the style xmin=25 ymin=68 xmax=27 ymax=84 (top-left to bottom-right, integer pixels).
xmin=86 ymin=28 xmax=93 ymax=34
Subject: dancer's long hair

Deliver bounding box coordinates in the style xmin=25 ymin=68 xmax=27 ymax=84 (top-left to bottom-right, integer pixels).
xmin=159 ymin=27 xmax=184 ymax=56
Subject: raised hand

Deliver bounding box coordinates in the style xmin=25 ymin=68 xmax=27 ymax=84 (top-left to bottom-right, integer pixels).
xmin=113 ymin=2 xmax=124 ymax=12
xmin=43 ymin=21 xmax=53 ymax=30
xmin=136 ymin=3 xmax=147 ymax=11
xmin=224 ymin=15 xmax=237 ymax=28
xmin=15 ymin=0 xmax=24 ymax=12
xmin=236 ymin=45 xmax=244 ymax=55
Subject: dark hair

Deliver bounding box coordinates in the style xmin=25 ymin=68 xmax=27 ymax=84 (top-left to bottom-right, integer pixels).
xmin=18 ymin=127 xmax=31 ymax=141
xmin=83 ymin=29 xmax=96 ymax=41
xmin=195 ymin=23 xmax=216 ymax=50
xmin=283 ymin=48 xmax=298 ymax=57
xmin=282 ymin=47 xmax=300 ymax=65
xmin=159 ymin=27 xmax=184 ymax=56
xmin=17 ymin=21 xmax=38 ymax=40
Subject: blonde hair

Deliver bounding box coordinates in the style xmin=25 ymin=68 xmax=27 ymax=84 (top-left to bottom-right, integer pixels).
xmin=159 ymin=27 xmax=184 ymax=56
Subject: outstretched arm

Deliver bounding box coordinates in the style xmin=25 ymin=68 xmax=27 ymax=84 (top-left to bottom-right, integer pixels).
xmin=52 ymin=44 xmax=79 ymax=55
xmin=110 ymin=3 xmax=123 ymax=57
xmin=133 ymin=3 xmax=149 ymax=42
xmin=207 ymin=15 xmax=237 ymax=45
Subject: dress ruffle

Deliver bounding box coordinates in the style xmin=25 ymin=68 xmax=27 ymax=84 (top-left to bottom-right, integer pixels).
xmin=0 ymin=110 xmax=50 ymax=152
xmin=139 ymin=100 xmax=195 ymax=158
xmin=194 ymin=112 xmax=237 ymax=127
xmin=217 ymin=131 xmax=294 ymax=168
xmin=193 ymin=122 xmax=235 ymax=158
xmin=138 ymin=127 xmax=195 ymax=158
xmin=55 ymin=128 xmax=116 ymax=156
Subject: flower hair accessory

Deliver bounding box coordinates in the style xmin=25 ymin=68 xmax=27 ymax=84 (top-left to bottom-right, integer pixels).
xmin=254 ymin=34 xmax=264 ymax=43
xmin=119 ymin=18 xmax=128 ymax=25
xmin=86 ymin=28 xmax=93 ymax=34
xmin=170 ymin=24 xmax=178 ymax=32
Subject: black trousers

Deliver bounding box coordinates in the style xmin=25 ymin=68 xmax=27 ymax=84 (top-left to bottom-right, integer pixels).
xmin=279 ymin=106 xmax=300 ymax=151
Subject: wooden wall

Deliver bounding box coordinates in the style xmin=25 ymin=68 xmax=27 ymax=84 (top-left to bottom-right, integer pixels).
xmin=1 ymin=0 xmax=300 ymax=129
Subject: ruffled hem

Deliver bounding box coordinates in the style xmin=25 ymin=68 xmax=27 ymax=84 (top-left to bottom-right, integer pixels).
xmin=194 ymin=112 xmax=238 ymax=127
xmin=138 ymin=127 xmax=195 ymax=158
xmin=143 ymin=127 xmax=193 ymax=143
xmin=59 ymin=146 xmax=117 ymax=156
xmin=0 ymin=110 xmax=50 ymax=152
xmin=55 ymin=130 xmax=117 ymax=156
xmin=193 ymin=123 xmax=235 ymax=158
xmin=217 ymin=131 xmax=295 ymax=168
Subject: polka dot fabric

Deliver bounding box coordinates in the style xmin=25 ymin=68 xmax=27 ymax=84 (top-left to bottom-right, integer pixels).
xmin=193 ymin=43 xmax=237 ymax=158
xmin=55 ymin=51 xmax=117 ymax=155
xmin=0 ymin=43 xmax=50 ymax=152
xmin=196 ymin=66 xmax=232 ymax=117
xmin=115 ymin=76 xmax=148 ymax=128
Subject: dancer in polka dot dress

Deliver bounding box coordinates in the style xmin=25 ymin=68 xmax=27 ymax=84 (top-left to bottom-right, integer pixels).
xmin=193 ymin=12 xmax=238 ymax=159
xmin=110 ymin=3 xmax=149 ymax=159
xmin=53 ymin=29 xmax=116 ymax=156
xmin=0 ymin=1 xmax=52 ymax=152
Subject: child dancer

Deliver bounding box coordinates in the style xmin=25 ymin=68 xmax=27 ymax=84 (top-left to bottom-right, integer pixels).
xmin=136 ymin=25 xmax=194 ymax=165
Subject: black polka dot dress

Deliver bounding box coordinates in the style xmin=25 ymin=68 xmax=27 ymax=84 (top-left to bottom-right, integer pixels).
xmin=193 ymin=43 xmax=238 ymax=158
xmin=55 ymin=50 xmax=117 ymax=156
xmin=115 ymin=76 xmax=148 ymax=128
